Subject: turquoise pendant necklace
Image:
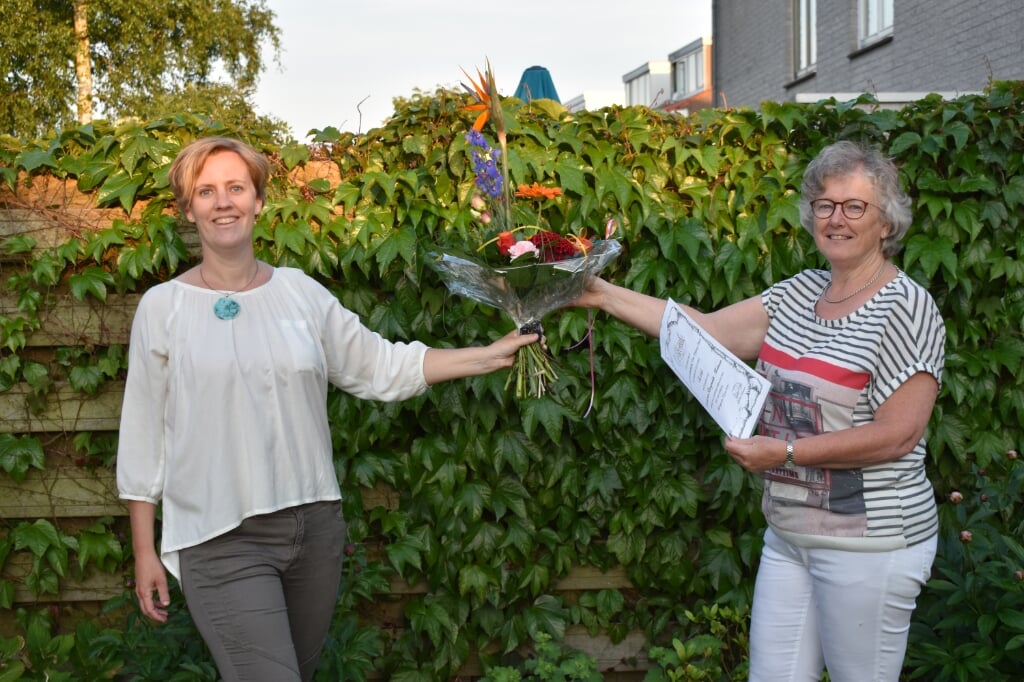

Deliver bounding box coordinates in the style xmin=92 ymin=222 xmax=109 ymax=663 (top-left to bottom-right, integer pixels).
xmin=199 ymin=263 xmax=261 ymax=320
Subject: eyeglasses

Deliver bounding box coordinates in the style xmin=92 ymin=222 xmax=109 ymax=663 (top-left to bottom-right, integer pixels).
xmin=810 ymin=198 xmax=872 ymax=220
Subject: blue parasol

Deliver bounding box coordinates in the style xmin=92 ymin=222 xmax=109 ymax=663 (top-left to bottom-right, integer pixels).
xmin=513 ymin=65 xmax=561 ymax=103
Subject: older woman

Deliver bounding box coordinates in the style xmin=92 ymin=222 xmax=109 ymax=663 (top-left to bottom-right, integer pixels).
xmin=573 ymin=141 xmax=944 ymax=681
xmin=117 ymin=136 xmax=540 ymax=682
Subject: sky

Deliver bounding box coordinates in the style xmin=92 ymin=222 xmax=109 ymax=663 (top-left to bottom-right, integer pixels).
xmin=252 ymin=0 xmax=713 ymax=139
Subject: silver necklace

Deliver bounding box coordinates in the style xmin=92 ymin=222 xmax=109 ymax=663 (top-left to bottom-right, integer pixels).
xmin=819 ymin=261 xmax=887 ymax=304
xmin=199 ymin=262 xmax=261 ymax=320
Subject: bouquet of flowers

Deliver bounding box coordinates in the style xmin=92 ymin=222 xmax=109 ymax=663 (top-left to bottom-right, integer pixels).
xmin=428 ymin=62 xmax=622 ymax=399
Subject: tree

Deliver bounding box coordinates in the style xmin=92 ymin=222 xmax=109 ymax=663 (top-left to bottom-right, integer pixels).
xmin=0 ymin=0 xmax=284 ymax=140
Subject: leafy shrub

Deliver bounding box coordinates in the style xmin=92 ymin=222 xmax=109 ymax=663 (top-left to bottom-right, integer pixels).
xmin=479 ymin=632 xmax=601 ymax=682
xmin=907 ymin=450 xmax=1024 ymax=680
xmin=644 ymin=603 xmax=749 ymax=682
xmin=0 ymin=82 xmax=1021 ymax=678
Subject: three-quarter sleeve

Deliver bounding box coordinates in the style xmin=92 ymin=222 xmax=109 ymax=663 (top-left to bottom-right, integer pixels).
xmin=320 ymin=293 xmax=429 ymax=401
xmin=116 ymin=289 xmax=170 ymax=503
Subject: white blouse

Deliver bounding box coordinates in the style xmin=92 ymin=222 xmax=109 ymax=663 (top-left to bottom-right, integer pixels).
xmin=116 ymin=267 xmax=429 ymax=578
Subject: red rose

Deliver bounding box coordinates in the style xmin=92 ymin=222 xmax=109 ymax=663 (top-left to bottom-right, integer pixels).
xmin=496 ymin=231 xmax=515 ymax=256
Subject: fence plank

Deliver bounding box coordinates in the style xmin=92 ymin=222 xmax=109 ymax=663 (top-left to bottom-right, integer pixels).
xmin=385 ymin=564 xmax=633 ymax=595
xmin=6 ymin=554 xmax=125 ymax=604
xmin=0 ymin=291 xmax=138 ymax=347
xmin=0 ymin=382 xmax=124 ymax=433
xmin=0 ymin=466 xmax=123 ymax=519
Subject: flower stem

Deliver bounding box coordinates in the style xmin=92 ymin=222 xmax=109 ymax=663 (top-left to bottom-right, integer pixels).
xmin=506 ymin=341 xmax=557 ymax=399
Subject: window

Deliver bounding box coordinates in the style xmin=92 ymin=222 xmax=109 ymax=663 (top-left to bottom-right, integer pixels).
xmin=795 ymin=0 xmax=817 ymax=74
xmin=672 ymin=49 xmax=704 ymax=98
xmin=626 ymin=75 xmax=650 ymax=107
xmin=859 ymin=0 xmax=893 ymax=44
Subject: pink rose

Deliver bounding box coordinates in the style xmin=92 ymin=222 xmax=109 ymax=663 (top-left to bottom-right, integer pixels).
xmin=508 ymin=240 xmax=538 ymax=260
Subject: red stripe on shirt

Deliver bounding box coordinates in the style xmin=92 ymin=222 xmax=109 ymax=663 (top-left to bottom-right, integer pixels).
xmin=760 ymin=343 xmax=870 ymax=391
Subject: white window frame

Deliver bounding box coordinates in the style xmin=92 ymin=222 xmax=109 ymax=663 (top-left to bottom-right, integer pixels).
xmin=672 ymin=49 xmax=704 ymax=99
xmin=626 ymin=75 xmax=650 ymax=107
xmin=859 ymin=0 xmax=894 ymax=45
xmin=795 ymin=0 xmax=817 ymax=74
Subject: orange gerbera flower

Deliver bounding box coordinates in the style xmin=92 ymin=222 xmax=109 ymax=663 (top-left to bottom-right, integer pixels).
xmin=515 ymin=183 xmax=563 ymax=200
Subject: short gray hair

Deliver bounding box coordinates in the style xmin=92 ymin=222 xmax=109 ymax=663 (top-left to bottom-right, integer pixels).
xmin=798 ymin=141 xmax=912 ymax=257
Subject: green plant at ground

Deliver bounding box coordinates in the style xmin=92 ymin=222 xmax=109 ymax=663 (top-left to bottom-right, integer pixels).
xmin=0 ymin=608 xmax=124 ymax=681
xmin=906 ymin=450 xmax=1024 ymax=680
xmin=644 ymin=603 xmax=749 ymax=682
xmin=314 ymin=540 xmax=390 ymax=681
xmin=96 ymin=587 xmax=219 ymax=681
xmin=478 ymin=632 xmax=601 ymax=682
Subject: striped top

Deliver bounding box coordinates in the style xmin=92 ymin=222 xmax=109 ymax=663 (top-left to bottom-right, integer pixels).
xmin=755 ymin=268 xmax=945 ymax=550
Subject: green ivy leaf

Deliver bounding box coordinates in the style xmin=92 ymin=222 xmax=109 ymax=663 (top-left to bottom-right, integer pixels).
xmin=95 ymin=170 xmax=144 ymax=212
xmin=280 ymin=143 xmax=311 ymax=170
xmin=13 ymin=520 xmax=62 ymax=557
xmin=595 ymin=588 xmax=624 ymax=621
xmin=521 ymin=594 xmax=569 ymax=642
xmin=700 ymin=541 xmax=742 ymax=591
xmin=1 ymin=235 xmax=36 ymax=255
xmin=273 ymin=221 xmax=315 ymax=255
xmin=519 ymin=398 xmax=572 ymax=443
xmin=16 ymin=149 xmax=57 ymax=173
xmin=904 ymin=234 xmax=957 ymax=280
xmin=68 ymin=266 xmax=115 ymax=302
xmin=490 ymin=476 xmax=530 ymax=521
xmin=457 ymin=564 xmax=492 ymax=602
xmin=375 ymin=226 xmax=417 ymax=270
xmin=406 ymin=598 xmax=454 ymax=649
xmin=453 ymin=481 xmax=488 ymax=522
xmin=118 ymin=134 xmax=165 ymax=175
xmin=0 ymin=434 xmax=44 ymax=482
xmin=517 ymin=563 xmax=550 ymax=597
xmin=386 ymin=534 xmax=425 ymax=577
xmin=68 ymin=365 xmax=104 ymax=394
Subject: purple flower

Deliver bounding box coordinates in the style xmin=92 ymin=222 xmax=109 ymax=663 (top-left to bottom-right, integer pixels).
xmin=465 ymin=129 xmax=488 ymax=148
xmin=466 ymin=132 xmax=504 ymax=199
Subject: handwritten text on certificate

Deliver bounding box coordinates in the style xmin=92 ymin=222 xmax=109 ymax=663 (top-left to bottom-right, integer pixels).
xmin=659 ymin=300 xmax=771 ymax=438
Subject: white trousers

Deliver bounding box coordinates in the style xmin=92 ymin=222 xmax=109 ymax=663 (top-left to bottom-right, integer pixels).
xmin=749 ymin=527 xmax=937 ymax=682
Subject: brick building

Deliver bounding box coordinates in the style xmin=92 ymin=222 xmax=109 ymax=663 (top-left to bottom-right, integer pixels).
xmin=711 ymin=0 xmax=1024 ymax=108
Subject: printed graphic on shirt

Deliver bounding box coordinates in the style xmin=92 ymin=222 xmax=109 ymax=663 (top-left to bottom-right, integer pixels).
xmin=757 ymin=344 xmax=871 ymax=535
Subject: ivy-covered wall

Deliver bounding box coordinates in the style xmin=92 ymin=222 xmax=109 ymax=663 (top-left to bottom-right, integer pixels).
xmin=0 ymin=81 xmax=1022 ymax=680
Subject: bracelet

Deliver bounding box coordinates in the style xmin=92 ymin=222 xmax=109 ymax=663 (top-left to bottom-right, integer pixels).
xmin=784 ymin=438 xmax=795 ymax=468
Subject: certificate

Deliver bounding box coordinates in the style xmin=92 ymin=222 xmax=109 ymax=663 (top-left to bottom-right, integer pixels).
xmin=659 ymin=300 xmax=771 ymax=438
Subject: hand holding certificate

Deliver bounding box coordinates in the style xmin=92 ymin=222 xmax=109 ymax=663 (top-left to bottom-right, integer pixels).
xmin=659 ymin=300 xmax=771 ymax=438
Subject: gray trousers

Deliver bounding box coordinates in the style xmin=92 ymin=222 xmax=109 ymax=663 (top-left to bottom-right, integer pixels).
xmin=179 ymin=501 xmax=346 ymax=682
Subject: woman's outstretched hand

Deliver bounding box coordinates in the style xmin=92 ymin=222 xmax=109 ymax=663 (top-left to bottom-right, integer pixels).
xmin=423 ymin=330 xmax=542 ymax=384
xmin=569 ymin=276 xmax=608 ymax=309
